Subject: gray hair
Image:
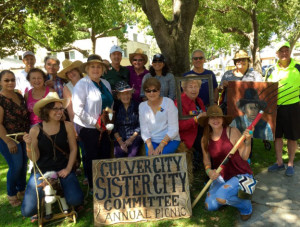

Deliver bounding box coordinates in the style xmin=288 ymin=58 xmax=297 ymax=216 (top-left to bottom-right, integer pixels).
xmin=191 ymin=49 xmax=205 ymax=59
xmin=44 ymin=55 xmax=60 ymax=65
xmin=181 ymin=74 xmax=202 ymax=90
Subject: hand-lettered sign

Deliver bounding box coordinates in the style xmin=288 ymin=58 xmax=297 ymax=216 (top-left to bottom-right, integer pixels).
xmin=93 ymin=153 xmax=192 ymax=225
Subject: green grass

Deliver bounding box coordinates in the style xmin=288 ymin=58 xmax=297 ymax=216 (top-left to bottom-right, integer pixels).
xmin=0 ymin=139 xmax=299 ymax=226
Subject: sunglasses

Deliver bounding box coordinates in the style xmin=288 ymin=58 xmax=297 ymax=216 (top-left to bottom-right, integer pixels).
xmin=145 ymin=89 xmax=159 ymax=93
xmin=193 ymin=57 xmax=204 ymax=61
xmin=152 ymin=60 xmax=163 ymax=63
xmin=133 ymin=59 xmax=144 ymax=62
xmin=3 ymin=79 xmax=16 ymax=83
xmin=51 ymin=107 xmax=65 ymax=112
xmin=235 ymin=58 xmax=248 ymax=62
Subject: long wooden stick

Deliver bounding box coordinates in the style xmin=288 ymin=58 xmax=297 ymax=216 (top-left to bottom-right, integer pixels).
xmin=192 ymin=111 xmax=264 ymax=208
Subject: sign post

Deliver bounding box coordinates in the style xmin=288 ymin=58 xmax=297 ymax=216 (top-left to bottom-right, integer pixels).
xmin=93 ymin=153 xmax=192 ymax=225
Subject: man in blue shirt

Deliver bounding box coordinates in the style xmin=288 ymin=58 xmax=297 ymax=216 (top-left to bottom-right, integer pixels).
xmin=184 ymin=50 xmax=218 ymax=106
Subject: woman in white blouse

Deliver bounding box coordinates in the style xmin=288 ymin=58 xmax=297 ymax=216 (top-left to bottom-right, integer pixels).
xmin=139 ymin=78 xmax=180 ymax=156
xmin=72 ymin=54 xmax=113 ymax=189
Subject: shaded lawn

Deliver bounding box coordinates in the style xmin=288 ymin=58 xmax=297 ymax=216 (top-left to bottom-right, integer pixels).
xmin=0 ymin=139 xmax=299 ymax=227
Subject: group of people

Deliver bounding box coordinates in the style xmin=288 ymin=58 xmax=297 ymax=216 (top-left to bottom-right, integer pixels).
xmin=0 ymin=41 xmax=299 ymax=222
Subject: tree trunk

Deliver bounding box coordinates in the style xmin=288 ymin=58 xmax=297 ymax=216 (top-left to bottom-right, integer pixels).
xmin=91 ymin=28 xmax=96 ymax=54
xmin=139 ymin=0 xmax=199 ymax=77
xmin=250 ymin=8 xmax=262 ymax=74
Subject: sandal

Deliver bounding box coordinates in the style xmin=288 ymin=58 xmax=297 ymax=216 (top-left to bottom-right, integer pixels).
xmin=7 ymin=195 xmax=21 ymax=207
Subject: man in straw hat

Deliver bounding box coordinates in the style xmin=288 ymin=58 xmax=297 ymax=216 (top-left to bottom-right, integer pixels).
xmin=103 ymin=45 xmax=129 ymax=92
xmin=198 ymin=104 xmax=253 ymax=221
xmin=230 ymin=88 xmax=273 ymax=141
xmin=22 ymin=91 xmax=84 ymax=218
xmin=127 ymin=48 xmax=149 ymax=103
xmin=266 ymin=41 xmax=300 ymax=176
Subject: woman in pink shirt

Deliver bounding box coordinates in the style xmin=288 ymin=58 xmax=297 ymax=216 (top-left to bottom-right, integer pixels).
xmin=25 ymin=68 xmax=55 ymax=126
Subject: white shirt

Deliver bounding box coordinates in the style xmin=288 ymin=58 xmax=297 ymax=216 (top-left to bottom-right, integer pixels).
xmin=72 ymin=76 xmax=112 ymax=128
xmin=139 ymin=97 xmax=180 ymax=143
xmin=15 ymin=70 xmax=32 ymax=96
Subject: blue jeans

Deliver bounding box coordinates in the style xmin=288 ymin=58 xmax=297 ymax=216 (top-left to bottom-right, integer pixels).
xmin=21 ymin=171 xmax=84 ymax=217
xmin=205 ymin=174 xmax=252 ymax=215
xmin=145 ymin=140 xmax=180 ymax=155
xmin=0 ymin=139 xmax=28 ymax=196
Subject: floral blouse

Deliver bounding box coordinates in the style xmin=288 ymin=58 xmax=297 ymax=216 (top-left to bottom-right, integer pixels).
xmin=0 ymin=92 xmax=30 ymax=134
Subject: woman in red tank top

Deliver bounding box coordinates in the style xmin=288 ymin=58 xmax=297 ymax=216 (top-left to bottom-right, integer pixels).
xmin=198 ymin=105 xmax=253 ymax=221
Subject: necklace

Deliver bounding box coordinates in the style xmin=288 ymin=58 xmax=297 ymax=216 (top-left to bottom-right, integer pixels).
xmin=51 ymin=134 xmax=58 ymax=161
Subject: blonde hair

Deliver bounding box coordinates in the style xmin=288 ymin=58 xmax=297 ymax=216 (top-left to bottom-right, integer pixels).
xmin=181 ymin=74 xmax=202 ymax=90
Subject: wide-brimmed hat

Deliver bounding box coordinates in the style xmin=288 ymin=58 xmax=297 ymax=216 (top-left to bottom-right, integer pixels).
xmin=233 ymin=50 xmax=251 ymax=60
xmin=57 ymin=59 xmax=83 ymax=79
xmin=237 ymin=88 xmax=267 ymax=110
xmin=152 ymin=53 xmax=165 ymax=62
xmin=276 ymin=41 xmax=290 ymax=52
xmin=129 ymin=48 xmax=148 ymax=64
xmin=33 ymin=92 xmax=70 ymax=118
xmin=198 ymin=104 xmax=234 ymax=127
xmin=115 ymin=81 xmax=134 ymax=93
xmin=80 ymin=54 xmax=108 ymax=73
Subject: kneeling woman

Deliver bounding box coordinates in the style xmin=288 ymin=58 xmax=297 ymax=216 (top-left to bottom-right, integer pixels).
xmin=139 ymin=78 xmax=180 ymax=155
xmin=21 ymin=92 xmax=84 ymax=218
xmin=199 ymin=105 xmax=253 ymax=221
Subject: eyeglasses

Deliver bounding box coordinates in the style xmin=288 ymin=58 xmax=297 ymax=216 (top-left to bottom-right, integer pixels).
xmin=3 ymin=79 xmax=16 ymax=83
xmin=192 ymin=57 xmax=204 ymax=61
xmin=152 ymin=60 xmax=163 ymax=63
xmin=133 ymin=59 xmax=144 ymax=62
xmin=51 ymin=107 xmax=65 ymax=112
xmin=145 ymin=89 xmax=159 ymax=93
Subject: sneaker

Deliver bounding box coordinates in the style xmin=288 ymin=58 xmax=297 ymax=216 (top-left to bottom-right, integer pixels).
xmin=285 ymin=166 xmax=294 ymax=177
xmin=268 ymin=163 xmax=285 ymax=172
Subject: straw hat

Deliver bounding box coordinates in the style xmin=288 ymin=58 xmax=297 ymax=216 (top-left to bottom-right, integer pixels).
xmin=33 ymin=92 xmax=70 ymax=118
xmin=129 ymin=48 xmax=148 ymax=64
xmin=80 ymin=54 xmax=108 ymax=73
xmin=198 ymin=104 xmax=234 ymax=127
xmin=233 ymin=50 xmax=250 ymax=60
xmin=57 ymin=59 xmax=83 ymax=79
xmin=237 ymin=88 xmax=267 ymax=110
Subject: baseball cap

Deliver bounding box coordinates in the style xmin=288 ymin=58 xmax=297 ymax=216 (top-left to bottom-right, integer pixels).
xmin=276 ymin=41 xmax=290 ymax=52
xmin=152 ymin=53 xmax=165 ymax=62
xmin=23 ymin=51 xmax=35 ymax=59
xmin=110 ymin=45 xmax=123 ymax=54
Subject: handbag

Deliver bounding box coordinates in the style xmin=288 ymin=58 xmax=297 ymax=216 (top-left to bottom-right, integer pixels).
xmin=37 ymin=124 xmax=80 ymax=171
xmin=237 ymin=175 xmax=257 ymax=200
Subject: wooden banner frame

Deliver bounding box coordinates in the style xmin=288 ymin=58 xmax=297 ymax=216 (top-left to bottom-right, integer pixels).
xmin=93 ymin=153 xmax=192 ymax=226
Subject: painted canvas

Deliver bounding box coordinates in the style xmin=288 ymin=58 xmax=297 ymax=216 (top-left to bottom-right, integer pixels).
xmin=227 ymin=81 xmax=278 ymax=141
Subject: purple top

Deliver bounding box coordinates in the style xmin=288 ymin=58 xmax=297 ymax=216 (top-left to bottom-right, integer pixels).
xmin=127 ymin=66 xmax=149 ymax=103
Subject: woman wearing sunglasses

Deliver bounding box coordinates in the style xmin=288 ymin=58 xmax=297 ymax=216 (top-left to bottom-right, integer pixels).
xmin=139 ymin=77 xmax=180 ymax=156
xmin=140 ymin=54 xmax=176 ymax=100
xmin=127 ymin=48 xmax=149 ymax=103
xmin=0 ymin=70 xmax=30 ymax=207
